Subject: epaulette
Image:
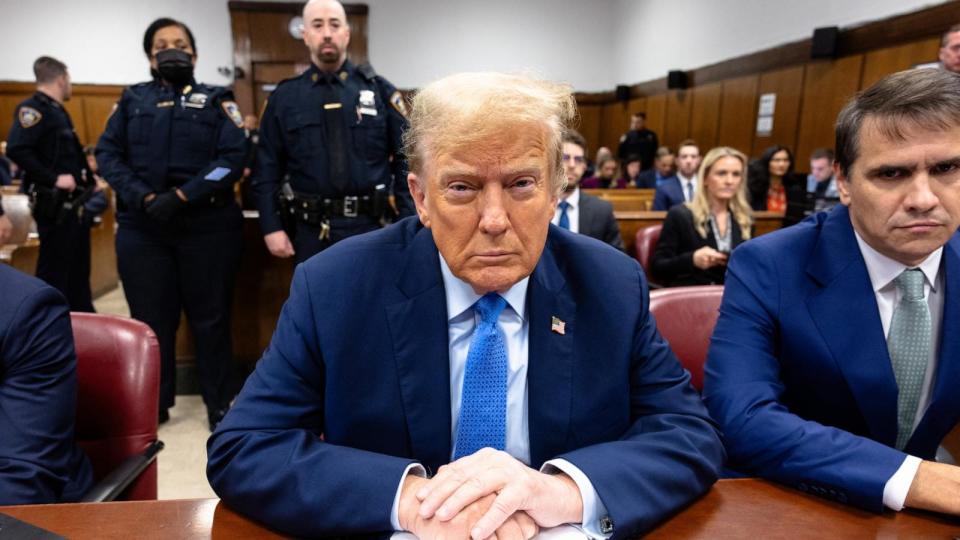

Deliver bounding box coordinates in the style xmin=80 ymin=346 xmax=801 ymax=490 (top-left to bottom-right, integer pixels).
xmin=357 ymin=63 xmax=378 ymax=82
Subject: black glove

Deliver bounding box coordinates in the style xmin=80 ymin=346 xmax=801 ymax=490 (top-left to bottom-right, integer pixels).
xmin=145 ymin=191 xmax=186 ymax=223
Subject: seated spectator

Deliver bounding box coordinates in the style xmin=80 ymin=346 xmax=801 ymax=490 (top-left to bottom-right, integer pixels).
xmin=0 ymin=264 xmax=94 ymax=504
xmin=651 ymin=147 xmax=752 ymax=286
xmin=0 ymin=195 xmax=12 ymax=243
xmin=594 ymin=146 xmax=612 ymax=167
xmin=807 ymin=147 xmax=841 ymax=212
xmin=581 ymin=157 xmax=624 ymax=189
xmin=747 ymin=145 xmax=804 ymax=212
xmin=653 ymin=139 xmax=700 ymax=210
xmin=0 ymin=141 xmax=12 ymax=186
xmin=637 ymin=146 xmax=677 ymax=189
xmin=616 ymin=154 xmax=643 ymax=188
xmin=555 ymin=130 xmax=625 ymax=250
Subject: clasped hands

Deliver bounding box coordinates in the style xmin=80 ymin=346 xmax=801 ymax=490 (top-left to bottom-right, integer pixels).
xmin=399 ymin=448 xmax=583 ymax=540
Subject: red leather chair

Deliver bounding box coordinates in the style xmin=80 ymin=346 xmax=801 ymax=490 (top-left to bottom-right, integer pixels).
xmin=71 ymin=312 xmax=162 ymax=501
xmin=649 ymin=285 xmax=724 ymax=391
xmin=635 ymin=224 xmax=662 ymax=285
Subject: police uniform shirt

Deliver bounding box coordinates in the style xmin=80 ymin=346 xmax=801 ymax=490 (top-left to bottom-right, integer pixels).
xmin=617 ymin=128 xmax=658 ymax=170
xmin=95 ymin=79 xmax=248 ymax=212
xmin=251 ymin=60 xmax=414 ymax=235
xmin=6 ymin=91 xmax=86 ymax=189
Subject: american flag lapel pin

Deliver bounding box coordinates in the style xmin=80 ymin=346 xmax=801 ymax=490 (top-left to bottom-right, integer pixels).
xmin=551 ymin=316 xmax=566 ymax=335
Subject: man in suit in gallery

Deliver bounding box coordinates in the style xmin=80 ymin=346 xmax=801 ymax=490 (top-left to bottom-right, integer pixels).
xmin=208 ymin=72 xmax=724 ymax=540
xmin=552 ymin=129 xmax=625 ymax=251
xmin=652 ymin=139 xmax=700 ymax=210
xmin=705 ymin=68 xmax=960 ymax=517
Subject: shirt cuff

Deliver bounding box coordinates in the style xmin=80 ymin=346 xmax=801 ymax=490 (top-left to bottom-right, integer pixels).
xmin=882 ymin=455 xmax=922 ymax=511
xmin=542 ymin=458 xmax=612 ymax=538
xmin=390 ymin=463 xmax=427 ymax=531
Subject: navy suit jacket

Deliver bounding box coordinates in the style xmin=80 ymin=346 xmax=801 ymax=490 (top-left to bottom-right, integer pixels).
xmin=652 ymin=177 xmax=686 ymax=211
xmin=704 ymin=205 xmax=960 ymax=512
xmin=0 ymin=264 xmax=92 ymax=504
xmin=578 ymin=192 xmax=625 ymax=251
xmin=208 ymin=217 xmax=724 ymax=539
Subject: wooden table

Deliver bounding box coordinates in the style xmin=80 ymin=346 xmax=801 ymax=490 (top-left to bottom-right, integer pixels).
xmin=2 ymin=479 xmax=958 ymax=539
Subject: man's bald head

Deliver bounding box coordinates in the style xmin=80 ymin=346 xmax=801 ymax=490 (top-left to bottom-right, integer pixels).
xmin=302 ymin=0 xmax=351 ymax=70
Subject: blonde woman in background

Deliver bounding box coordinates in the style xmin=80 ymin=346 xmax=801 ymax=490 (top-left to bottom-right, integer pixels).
xmin=651 ymin=147 xmax=753 ymax=286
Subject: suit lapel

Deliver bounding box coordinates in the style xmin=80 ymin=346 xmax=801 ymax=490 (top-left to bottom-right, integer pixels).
xmin=805 ymin=206 xmax=899 ymax=445
xmin=577 ymin=196 xmax=594 ymax=237
xmin=526 ymin=235 xmax=575 ymax=467
xmin=912 ymin=233 xmax=960 ymax=454
xmin=386 ymin=227 xmax=452 ymax=473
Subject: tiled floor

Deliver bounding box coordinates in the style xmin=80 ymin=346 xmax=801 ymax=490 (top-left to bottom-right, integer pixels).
xmin=94 ymin=286 xmax=216 ymax=500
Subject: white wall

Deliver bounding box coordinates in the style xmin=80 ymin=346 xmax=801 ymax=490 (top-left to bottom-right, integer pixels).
xmin=0 ymin=0 xmax=951 ymax=91
xmin=611 ymin=0 xmax=949 ymax=86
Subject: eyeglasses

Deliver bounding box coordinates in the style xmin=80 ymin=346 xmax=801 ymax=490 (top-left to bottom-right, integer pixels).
xmin=562 ymin=154 xmax=585 ymax=165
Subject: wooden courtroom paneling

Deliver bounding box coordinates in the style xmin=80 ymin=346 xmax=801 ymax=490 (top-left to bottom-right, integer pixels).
xmin=644 ymin=94 xmax=667 ymax=146
xmin=751 ymin=66 xmax=805 ymax=158
xmin=81 ymin=95 xmax=121 ymax=145
xmin=663 ymin=90 xmax=692 ymax=151
xmin=599 ymin=100 xmax=635 ymax=155
xmin=795 ymin=55 xmax=864 ymax=166
xmin=688 ymin=82 xmax=722 ymax=151
xmin=860 ymin=37 xmax=940 ymax=89
xmin=717 ymin=75 xmax=759 ymax=155
xmin=576 ymin=103 xmax=602 ymax=158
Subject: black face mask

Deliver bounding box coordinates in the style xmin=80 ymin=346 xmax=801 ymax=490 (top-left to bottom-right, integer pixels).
xmin=155 ymin=48 xmax=194 ymax=86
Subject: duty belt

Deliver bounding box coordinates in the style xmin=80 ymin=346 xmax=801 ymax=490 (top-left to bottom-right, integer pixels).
xmin=288 ymin=193 xmax=376 ymax=222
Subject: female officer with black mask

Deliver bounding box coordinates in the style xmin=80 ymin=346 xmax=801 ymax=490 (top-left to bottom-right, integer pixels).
xmin=96 ymin=18 xmax=247 ymax=430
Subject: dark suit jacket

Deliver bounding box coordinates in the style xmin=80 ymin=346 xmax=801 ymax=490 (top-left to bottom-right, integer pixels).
xmin=652 ymin=177 xmax=686 ymax=210
xmin=704 ymin=205 xmax=960 ymax=512
xmin=0 ymin=264 xmax=92 ymax=504
xmin=651 ymin=205 xmax=745 ymax=286
xmin=578 ymin=192 xmax=625 ymax=251
xmin=207 ymin=217 xmax=724 ymax=539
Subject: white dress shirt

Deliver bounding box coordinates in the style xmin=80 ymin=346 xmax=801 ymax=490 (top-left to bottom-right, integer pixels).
xmin=389 ymin=256 xmax=610 ymax=537
xmin=854 ymin=232 xmax=944 ymax=511
xmin=677 ymin=173 xmax=697 ymax=202
xmin=552 ymin=187 xmax=581 ymax=233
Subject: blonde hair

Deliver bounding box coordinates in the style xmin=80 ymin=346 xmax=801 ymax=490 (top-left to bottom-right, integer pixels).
xmin=402 ymin=72 xmax=577 ymax=196
xmin=686 ymin=146 xmax=753 ymax=240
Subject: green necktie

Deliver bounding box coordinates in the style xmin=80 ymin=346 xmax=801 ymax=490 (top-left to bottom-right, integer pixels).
xmin=887 ymin=268 xmax=931 ymax=450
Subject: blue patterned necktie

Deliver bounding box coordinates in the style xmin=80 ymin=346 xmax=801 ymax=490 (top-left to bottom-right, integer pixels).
xmin=888 ymin=268 xmax=931 ymax=450
xmin=558 ymin=201 xmax=571 ymax=230
xmin=454 ymin=293 xmax=508 ymax=459
xmin=685 ymin=181 xmax=695 ymax=202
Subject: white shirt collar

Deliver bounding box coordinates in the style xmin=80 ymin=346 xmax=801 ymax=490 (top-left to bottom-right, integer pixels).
xmin=853 ymin=230 xmax=942 ymax=294
xmin=560 ymin=186 xmax=580 ymax=208
xmin=439 ymin=254 xmax=529 ymax=322
xmin=677 ymin=173 xmax=696 ymax=185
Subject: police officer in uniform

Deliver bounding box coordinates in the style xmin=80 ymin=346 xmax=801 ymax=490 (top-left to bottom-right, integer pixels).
xmin=96 ymin=18 xmax=248 ymax=429
xmin=617 ymin=112 xmax=659 ymax=172
xmin=7 ymin=56 xmax=99 ymax=312
xmin=252 ymin=0 xmax=414 ymax=263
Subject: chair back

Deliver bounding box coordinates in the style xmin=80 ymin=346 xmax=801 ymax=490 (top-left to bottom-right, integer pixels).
xmin=634 ymin=224 xmax=662 ymax=275
xmin=71 ymin=312 xmax=160 ymax=500
xmin=649 ymin=285 xmax=724 ymax=391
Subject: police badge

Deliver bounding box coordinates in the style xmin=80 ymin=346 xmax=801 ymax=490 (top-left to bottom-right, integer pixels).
xmin=221 ymin=100 xmax=244 ymax=128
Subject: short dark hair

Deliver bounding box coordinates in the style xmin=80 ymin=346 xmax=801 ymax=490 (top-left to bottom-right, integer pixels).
xmin=942 ymin=24 xmax=960 ymax=47
xmin=143 ymin=17 xmax=197 ymax=57
xmin=835 ymin=68 xmax=960 ymax=176
xmin=561 ymin=129 xmax=587 ymax=153
xmin=632 ymin=112 xmax=646 ymax=120
xmin=654 ymin=145 xmax=673 ymax=159
xmin=677 ymin=139 xmax=698 ymax=152
xmin=33 ymin=56 xmax=67 ymax=84
xmin=810 ymin=148 xmax=834 ymax=162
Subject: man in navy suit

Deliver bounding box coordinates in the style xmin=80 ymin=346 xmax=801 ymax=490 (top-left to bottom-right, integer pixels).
xmin=636 ymin=146 xmax=677 ymax=189
xmin=208 ymin=72 xmax=723 ymax=539
xmin=652 ymin=140 xmax=699 ymax=210
xmin=0 ymin=264 xmax=93 ymax=504
xmin=552 ymin=129 xmax=624 ymax=251
xmin=705 ymin=68 xmax=960 ymax=517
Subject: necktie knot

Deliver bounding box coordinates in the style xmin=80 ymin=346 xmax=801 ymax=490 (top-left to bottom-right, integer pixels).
xmin=894 ymin=268 xmax=925 ymax=302
xmin=558 ymin=201 xmax=570 ymax=211
xmin=474 ymin=293 xmax=507 ymax=327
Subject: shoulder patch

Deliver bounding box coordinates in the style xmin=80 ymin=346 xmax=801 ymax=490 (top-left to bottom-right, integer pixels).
xmin=18 ymin=106 xmax=42 ymax=128
xmin=389 ymin=91 xmax=408 ymax=119
xmin=221 ymin=100 xmax=244 ymax=128
xmin=619 ymin=134 xmax=626 ymax=143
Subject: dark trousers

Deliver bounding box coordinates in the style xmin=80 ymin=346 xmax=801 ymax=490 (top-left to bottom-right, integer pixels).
xmin=116 ymin=205 xmax=243 ymax=415
xmin=292 ymin=215 xmax=381 ymax=264
xmin=35 ymin=215 xmax=94 ymax=312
